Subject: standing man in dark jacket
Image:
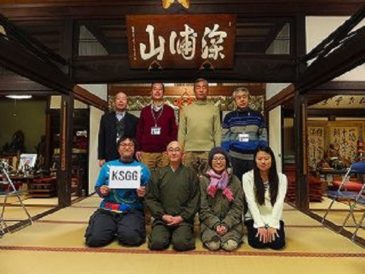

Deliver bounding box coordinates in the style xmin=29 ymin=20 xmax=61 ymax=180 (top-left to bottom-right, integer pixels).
xmin=98 ymin=91 xmax=139 ymax=167
xmin=145 ymin=141 xmax=200 ymax=251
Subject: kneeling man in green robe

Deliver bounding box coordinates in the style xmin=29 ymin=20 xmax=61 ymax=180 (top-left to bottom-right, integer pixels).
xmin=145 ymin=141 xmax=200 ymax=251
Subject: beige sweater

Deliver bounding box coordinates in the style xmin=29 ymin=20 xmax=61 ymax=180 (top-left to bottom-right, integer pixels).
xmin=178 ymin=100 xmax=221 ymax=152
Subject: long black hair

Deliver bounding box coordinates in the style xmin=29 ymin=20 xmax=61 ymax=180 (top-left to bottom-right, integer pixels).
xmin=253 ymin=145 xmax=279 ymax=206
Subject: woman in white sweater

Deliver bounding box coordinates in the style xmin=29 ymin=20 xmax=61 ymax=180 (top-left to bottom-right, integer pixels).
xmin=242 ymin=146 xmax=287 ymax=250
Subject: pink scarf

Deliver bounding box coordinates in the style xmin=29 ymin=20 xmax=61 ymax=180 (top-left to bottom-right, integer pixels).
xmin=206 ymin=169 xmax=234 ymax=201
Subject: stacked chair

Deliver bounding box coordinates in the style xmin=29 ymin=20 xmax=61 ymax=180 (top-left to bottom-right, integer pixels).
xmin=0 ymin=161 xmax=32 ymax=236
xmin=322 ymin=161 xmax=365 ymax=241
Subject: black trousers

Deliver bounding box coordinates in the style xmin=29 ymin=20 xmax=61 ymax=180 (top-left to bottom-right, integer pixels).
xmin=245 ymin=220 xmax=286 ymax=250
xmin=85 ymin=208 xmax=146 ymax=247
xmin=230 ymin=157 xmax=253 ymax=182
xmin=231 ymin=157 xmax=253 ymax=214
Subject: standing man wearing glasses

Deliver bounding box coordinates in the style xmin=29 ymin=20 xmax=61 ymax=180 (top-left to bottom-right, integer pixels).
xmin=136 ymin=82 xmax=177 ymax=169
xmin=145 ymin=141 xmax=199 ymax=251
xmin=85 ymin=137 xmax=151 ymax=247
xmin=178 ymin=78 xmax=221 ymax=174
xmin=98 ymin=91 xmax=139 ymax=167
xmin=222 ymin=87 xmax=267 ymax=181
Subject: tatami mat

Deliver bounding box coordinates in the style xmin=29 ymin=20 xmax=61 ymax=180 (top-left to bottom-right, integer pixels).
xmin=0 ymin=250 xmax=364 ymax=274
xmin=1 ymin=196 xmax=364 ymax=274
xmin=1 ymin=205 xmax=54 ymax=222
xmin=310 ymin=196 xmax=365 ymax=211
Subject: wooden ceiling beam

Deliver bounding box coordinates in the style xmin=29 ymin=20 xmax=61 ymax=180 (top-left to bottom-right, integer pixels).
xmin=0 ymin=36 xmax=73 ymax=94
xmin=1 ymin=1 xmax=363 ymax=20
xmin=83 ymin=23 xmax=114 ymax=54
xmin=73 ymin=84 xmax=108 ymax=110
xmin=265 ymin=83 xmax=295 ymax=111
xmin=0 ymin=73 xmax=52 ymax=92
xmin=72 ymin=55 xmax=296 ymax=83
xmin=313 ymin=80 xmax=365 ymax=91
xmin=298 ymin=27 xmax=365 ymax=94
xmin=262 ymin=21 xmax=286 ymax=52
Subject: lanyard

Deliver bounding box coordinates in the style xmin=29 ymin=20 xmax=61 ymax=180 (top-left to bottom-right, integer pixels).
xmin=150 ymin=105 xmax=164 ymax=127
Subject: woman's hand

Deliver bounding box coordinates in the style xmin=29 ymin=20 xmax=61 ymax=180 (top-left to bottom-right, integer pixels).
xmin=267 ymin=227 xmax=279 ymax=242
xmin=256 ymin=227 xmax=268 ymax=243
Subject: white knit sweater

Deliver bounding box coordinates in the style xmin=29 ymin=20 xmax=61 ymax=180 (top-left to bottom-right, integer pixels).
xmin=242 ymin=170 xmax=288 ymax=229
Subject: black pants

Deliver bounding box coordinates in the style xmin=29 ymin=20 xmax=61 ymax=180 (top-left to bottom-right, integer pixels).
xmin=230 ymin=157 xmax=253 ymax=182
xmin=85 ymin=208 xmax=146 ymax=247
xmin=245 ymin=220 xmax=286 ymax=250
xmin=231 ymin=157 xmax=253 ymax=214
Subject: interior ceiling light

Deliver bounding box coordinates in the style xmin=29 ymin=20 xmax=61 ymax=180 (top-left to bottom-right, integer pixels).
xmin=6 ymin=95 xmax=32 ymax=100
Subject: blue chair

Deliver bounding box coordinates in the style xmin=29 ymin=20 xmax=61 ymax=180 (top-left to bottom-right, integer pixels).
xmin=322 ymin=161 xmax=365 ymax=240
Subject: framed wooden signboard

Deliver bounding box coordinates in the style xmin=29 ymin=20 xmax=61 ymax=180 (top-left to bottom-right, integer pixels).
xmin=126 ymin=14 xmax=236 ymax=69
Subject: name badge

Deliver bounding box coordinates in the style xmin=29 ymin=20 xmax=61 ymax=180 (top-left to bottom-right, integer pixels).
xmin=151 ymin=127 xmax=161 ymax=135
xmin=238 ymin=133 xmax=249 ymax=142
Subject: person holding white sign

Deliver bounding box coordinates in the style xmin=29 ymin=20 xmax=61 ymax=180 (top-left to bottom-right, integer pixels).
xmin=85 ymin=137 xmax=151 ymax=248
xmin=145 ymin=141 xmax=199 ymax=251
xmin=221 ymin=87 xmax=267 ymax=181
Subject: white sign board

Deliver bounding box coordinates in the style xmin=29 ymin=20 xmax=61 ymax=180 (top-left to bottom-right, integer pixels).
xmin=108 ymin=166 xmax=141 ymax=189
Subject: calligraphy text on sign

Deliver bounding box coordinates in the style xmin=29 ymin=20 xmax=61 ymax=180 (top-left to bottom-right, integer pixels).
xmin=126 ymin=14 xmax=236 ymax=69
xmin=109 ymin=166 xmax=141 ymax=189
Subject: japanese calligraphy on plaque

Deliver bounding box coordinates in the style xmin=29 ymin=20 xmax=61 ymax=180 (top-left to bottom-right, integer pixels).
xmin=126 ymin=14 xmax=236 ymax=69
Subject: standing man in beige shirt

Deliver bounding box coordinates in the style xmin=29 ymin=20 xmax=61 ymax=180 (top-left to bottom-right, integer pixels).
xmin=178 ymin=78 xmax=221 ymax=174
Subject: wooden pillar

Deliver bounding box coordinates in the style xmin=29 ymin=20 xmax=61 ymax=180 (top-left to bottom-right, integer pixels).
xmin=57 ymin=94 xmax=74 ymax=207
xmin=57 ymin=18 xmax=74 ymax=207
xmin=44 ymin=110 xmax=51 ymax=170
xmin=293 ymin=15 xmax=309 ymax=211
xmin=294 ymin=92 xmax=309 ymax=211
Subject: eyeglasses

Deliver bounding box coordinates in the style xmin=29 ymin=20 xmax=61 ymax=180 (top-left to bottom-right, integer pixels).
xmin=120 ymin=143 xmax=134 ymax=148
xmin=212 ymin=157 xmax=226 ymax=162
xmin=167 ymin=148 xmax=181 ymax=152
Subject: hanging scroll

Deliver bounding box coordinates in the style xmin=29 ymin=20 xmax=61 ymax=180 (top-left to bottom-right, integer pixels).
xmin=329 ymin=126 xmax=360 ymax=162
xmin=307 ymin=126 xmax=325 ymax=169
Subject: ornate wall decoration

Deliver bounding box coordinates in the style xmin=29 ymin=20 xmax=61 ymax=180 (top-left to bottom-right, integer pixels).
xmin=108 ymin=95 xmax=264 ymax=113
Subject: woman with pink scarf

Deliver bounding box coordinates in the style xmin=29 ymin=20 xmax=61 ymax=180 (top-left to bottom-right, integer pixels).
xmin=199 ymin=147 xmax=244 ymax=251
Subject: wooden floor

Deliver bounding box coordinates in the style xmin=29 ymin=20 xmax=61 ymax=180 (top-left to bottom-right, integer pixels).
xmin=0 ymin=195 xmax=364 ymax=274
